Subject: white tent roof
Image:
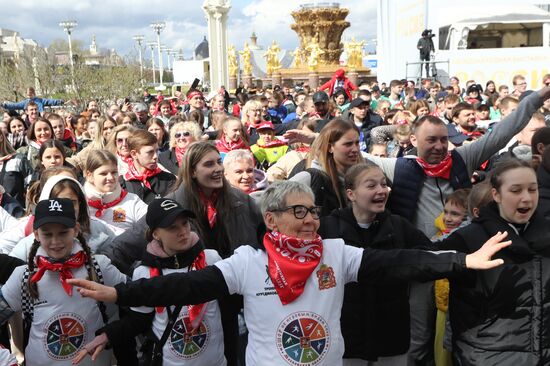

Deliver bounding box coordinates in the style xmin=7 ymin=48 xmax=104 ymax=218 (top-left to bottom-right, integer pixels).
xmin=437 ymin=4 xmax=550 ymax=27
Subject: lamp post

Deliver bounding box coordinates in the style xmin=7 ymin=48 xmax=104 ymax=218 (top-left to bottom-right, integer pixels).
xmin=164 ymin=47 xmax=173 ymax=71
xmin=150 ymin=21 xmax=166 ymax=90
xmin=147 ymin=41 xmax=157 ymax=84
xmin=133 ymin=35 xmax=145 ymax=85
xmin=59 ymin=20 xmax=77 ymax=91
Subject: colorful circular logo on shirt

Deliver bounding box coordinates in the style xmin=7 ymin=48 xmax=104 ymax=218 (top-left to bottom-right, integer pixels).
xmin=43 ymin=313 xmax=86 ymax=360
xmin=169 ymin=316 xmax=209 ymax=359
xmin=276 ymin=312 xmax=330 ymax=365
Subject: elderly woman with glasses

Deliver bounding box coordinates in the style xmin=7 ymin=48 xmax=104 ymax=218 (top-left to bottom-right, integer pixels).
xmin=158 ymin=121 xmax=203 ymax=175
xmin=70 ymin=180 xmax=509 ymax=366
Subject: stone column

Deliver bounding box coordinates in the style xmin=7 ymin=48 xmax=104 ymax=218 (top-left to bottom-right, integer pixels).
xmin=308 ymin=72 xmax=319 ymax=89
xmin=203 ymin=0 xmax=231 ymax=91
xmin=347 ymin=70 xmax=358 ymax=86
xmin=272 ymin=72 xmax=282 ymax=87
xmin=228 ymin=75 xmax=237 ymax=91
xmin=242 ymin=74 xmax=253 ymax=88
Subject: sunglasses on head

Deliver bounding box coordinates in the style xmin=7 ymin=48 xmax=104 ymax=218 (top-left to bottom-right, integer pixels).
xmin=175 ymin=131 xmax=191 ymax=138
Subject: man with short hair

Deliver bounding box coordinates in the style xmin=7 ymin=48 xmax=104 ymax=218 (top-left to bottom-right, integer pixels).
xmin=512 ymin=75 xmax=528 ymax=98
xmin=498 ymin=85 xmax=510 ymax=97
xmin=347 ymin=97 xmax=382 ymax=150
xmin=24 ymin=102 xmax=40 ymax=127
xmin=439 ymin=94 xmax=460 ymax=124
xmin=450 ymin=102 xmax=483 ymax=142
xmin=381 ymin=80 xmax=404 ymax=109
xmin=133 ymin=103 xmax=149 ymax=128
xmin=366 ymin=87 xmax=550 ymax=365
xmin=2 ymin=87 xmax=64 ymax=114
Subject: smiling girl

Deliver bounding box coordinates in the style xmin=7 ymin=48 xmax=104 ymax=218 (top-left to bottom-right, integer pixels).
xmin=84 ymin=150 xmax=147 ymax=236
xmin=0 ymin=198 xmax=126 ymax=366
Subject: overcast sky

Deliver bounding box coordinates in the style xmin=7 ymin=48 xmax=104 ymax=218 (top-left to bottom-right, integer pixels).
xmin=2 ymin=0 xmax=377 ymax=59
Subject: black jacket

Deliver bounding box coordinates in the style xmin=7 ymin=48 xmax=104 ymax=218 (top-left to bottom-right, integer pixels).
xmin=440 ymin=202 xmax=550 ymax=365
xmin=319 ymin=208 xmax=432 ymax=360
xmin=537 ymin=164 xmax=550 ymax=220
xmin=119 ymin=171 xmax=176 ymax=204
xmin=158 ymin=148 xmax=179 ymax=176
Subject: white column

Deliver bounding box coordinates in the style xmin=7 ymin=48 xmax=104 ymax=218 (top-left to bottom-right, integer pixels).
xmin=203 ymin=0 xmax=231 ymax=91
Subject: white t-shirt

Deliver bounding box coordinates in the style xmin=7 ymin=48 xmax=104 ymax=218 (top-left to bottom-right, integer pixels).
xmin=132 ymin=249 xmax=226 ymax=366
xmin=1 ymin=243 xmax=127 ymax=366
xmin=87 ymin=191 xmax=148 ymax=236
xmin=215 ymin=239 xmax=364 ymax=366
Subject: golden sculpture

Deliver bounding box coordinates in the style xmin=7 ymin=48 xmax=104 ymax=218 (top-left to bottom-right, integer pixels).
xmin=345 ymin=37 xmax=365 ymax=70
xmin=263 ymin=40 xmax=282 ymax=75
xmin=291 ymin=47 xmax=305 ymax=68
xmin=239 ymin=42 xmax=253 ymax=76
xmin=306 ymin=36 xmax=325 ymax=72
xmin=291 ymin=5 xmax=350 ymax=65
xmin=228 ymin=45 xmax=238 ymax=77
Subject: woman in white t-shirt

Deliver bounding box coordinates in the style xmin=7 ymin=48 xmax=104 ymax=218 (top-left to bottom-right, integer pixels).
xmin=0 ymin=198 xmax=126 ymax=366
xmin=84 ymin=149 xmax=147 ymax=236
xmin=74 ymin=198 xmax=226 ymax=366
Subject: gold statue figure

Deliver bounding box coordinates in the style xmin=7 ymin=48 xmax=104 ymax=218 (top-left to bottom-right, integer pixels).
xmin=239 ymin=42 xmax=253 ymax=76
xmin=228 ymin=45 xmax=238 ymax=77
xmin=263 ymin=40 xmax=282 ymax=75
xmin=345 ymin=37 xmax=365 ymax=70
xmin=291 ymin=47 xmax=305 ymax=68
xmin=306 ymin=35 xmax=325 ymax=72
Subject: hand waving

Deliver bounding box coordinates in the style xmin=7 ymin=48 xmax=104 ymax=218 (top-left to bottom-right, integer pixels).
xmin=465 ymin=231 xmax=511 ymax=270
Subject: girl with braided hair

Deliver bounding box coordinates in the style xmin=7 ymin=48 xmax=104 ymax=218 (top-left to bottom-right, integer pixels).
xmin=0 ymin=197 xmax=126 ymax=366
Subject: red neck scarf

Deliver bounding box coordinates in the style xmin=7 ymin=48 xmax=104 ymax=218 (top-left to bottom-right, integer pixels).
xmin=198 ymin=189 xmax=219 ymax=228
xmin=263 ymin=231 xmax=323 ymax=305
xmin=294 ymin=146 xmax=310 ymax=153
xmin=31 ymin=251 xmax=87 ymax=296
xmin=124 ymin=161 xmax=162 ymax=189
xmin=175 ymin=146 xmax=186 ymax=166
xmin=463 ymin=130 xmax=483 ymax=138
xmin=215 ymin=137 xmax=247 ymax=153
xmin=88 ymin=189 xmax=129 ymax=218
xmin=149 ymin=250 xmax=207 ymax=330
xmin=117 ymin=152 xmax=133 ymax=165
xmin=416 ymin=153 xmax=453 ymax=179
xmin=257 ymin=138 xmax=287 ymax=148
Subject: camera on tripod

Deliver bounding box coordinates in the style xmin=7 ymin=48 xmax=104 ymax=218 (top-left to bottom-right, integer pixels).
xmin=422 ymin=29 xmax=435 ymax=38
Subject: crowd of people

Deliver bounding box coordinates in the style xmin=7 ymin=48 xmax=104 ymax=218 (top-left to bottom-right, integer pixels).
xmin=0 ymin=71 xmax=549 ymax=366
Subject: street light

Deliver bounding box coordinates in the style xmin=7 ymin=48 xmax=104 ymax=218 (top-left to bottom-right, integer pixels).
xmin=170 ymin=49 xmax=178 ymax=66
xmin=133 ymin=35 xmax=145 ymax=85
xmin=150 ymin=21 xmax=166 ymax=90
xmin=164 ymin=47 xmax=173 ymax=71
xmin=146 ymin=41 xmax=157 ymax=84
xmin=59 ymin=20 xmax=77 ymax=91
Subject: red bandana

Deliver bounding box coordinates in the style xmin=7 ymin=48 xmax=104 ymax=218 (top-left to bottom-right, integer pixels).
xmin=31 ymin=251 xmax=87 ymax=296
xmin=294 ymin=146 xmax=310 ymax=153
xmin=118 ymin=153 xmax=133 ymax=165
xmin=124 ymin=161 xmax=162 ymax=190
xmin=149 ymin=250 xmax=207 ymax=329
xmin=175 ymin=146 xmax=187 ymax=166
xmin=187 ymin=91 xmax=204 ymax=102
xmin=215 ymin=137 xmax=247 ymax=153
xmin=263 ymin=231 xmax=323 ymax=305
xmin=88 ymin=189 xmax=129 ymax=218
xmin=199 ymin=189 xmax=219 ymax=228
xmin=257 ymin=139 xmax=287 ymax=148
xmin=463 ymin=130 xmax=483 ymax=138
xmin=416 ymin=153 xmax=453 ymax=179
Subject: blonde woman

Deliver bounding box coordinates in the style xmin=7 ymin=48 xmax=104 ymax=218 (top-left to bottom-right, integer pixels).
xmin=159 ymin=121 xmax=202 ymax=175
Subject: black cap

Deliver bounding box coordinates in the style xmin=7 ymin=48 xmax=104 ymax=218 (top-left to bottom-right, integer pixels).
xmin=350 ymin=97 xmax=370 ymax=109
xmin=312 ymin=91 xmax=329 ymax=104
xmin=34 ymin=198 xmax=76 ymax=230
xmin=466 ymin=84 xmax=482 ymax=94
xmin=146 ymin=198 xmax=196 ymax=230
xmin=436 ymin=91 xmax=448 ymax=102
xmin=446 ymin=124 xmax=468 ymax=146
xmin=371 ymin=85 xmax=380 ymax=92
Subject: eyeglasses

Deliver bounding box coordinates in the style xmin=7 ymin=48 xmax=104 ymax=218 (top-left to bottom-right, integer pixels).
xmin=175 ymin=131 xmax=191 ymax=138
xmin=271 ymin=205 xmax=322 ymax=220
xmin=116 ymin=137 xmax=128 ymax=144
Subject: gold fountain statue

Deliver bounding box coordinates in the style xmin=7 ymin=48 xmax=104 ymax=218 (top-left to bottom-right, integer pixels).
xmin=263 ymin=40 xmax=282 ymax=75
xmin=228 ymin=45 xmax=238 ymax=77
xmin=239 ymin=42 xmax=253 ymax=76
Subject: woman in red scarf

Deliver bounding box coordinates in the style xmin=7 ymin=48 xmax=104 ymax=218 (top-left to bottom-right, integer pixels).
xmin=159 ymin=121 xmax=202 ymax=175
xmin=106 ymin=125 xmax=136 ymax=176
xmin=71 ymin=180 xmax=510 ymax=366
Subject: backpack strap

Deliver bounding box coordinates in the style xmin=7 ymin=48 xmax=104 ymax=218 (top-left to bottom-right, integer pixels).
xmin=87 ymin=255 xmax=108 ymax=324
xmin=21 ymin=267 xmax=35 ymax=348
xmin=148 ymin=304 xmax=183 ymax=366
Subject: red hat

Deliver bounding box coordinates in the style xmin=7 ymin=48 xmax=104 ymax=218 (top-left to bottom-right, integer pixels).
xmin=256 ymin=121 xmax=275 ymax=131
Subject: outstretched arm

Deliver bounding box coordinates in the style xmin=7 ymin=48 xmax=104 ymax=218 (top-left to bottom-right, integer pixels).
xmin=357 ymin=231 xmax=510 ymax=284
xmin=68 ymin=265 xmax=230 ymax=306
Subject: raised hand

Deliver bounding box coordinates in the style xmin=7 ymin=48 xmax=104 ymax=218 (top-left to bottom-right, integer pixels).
xmin=66 ymin=278 xmax=118 ymax=303
xmin=465 ymin=231 xmax=511 ymax=270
